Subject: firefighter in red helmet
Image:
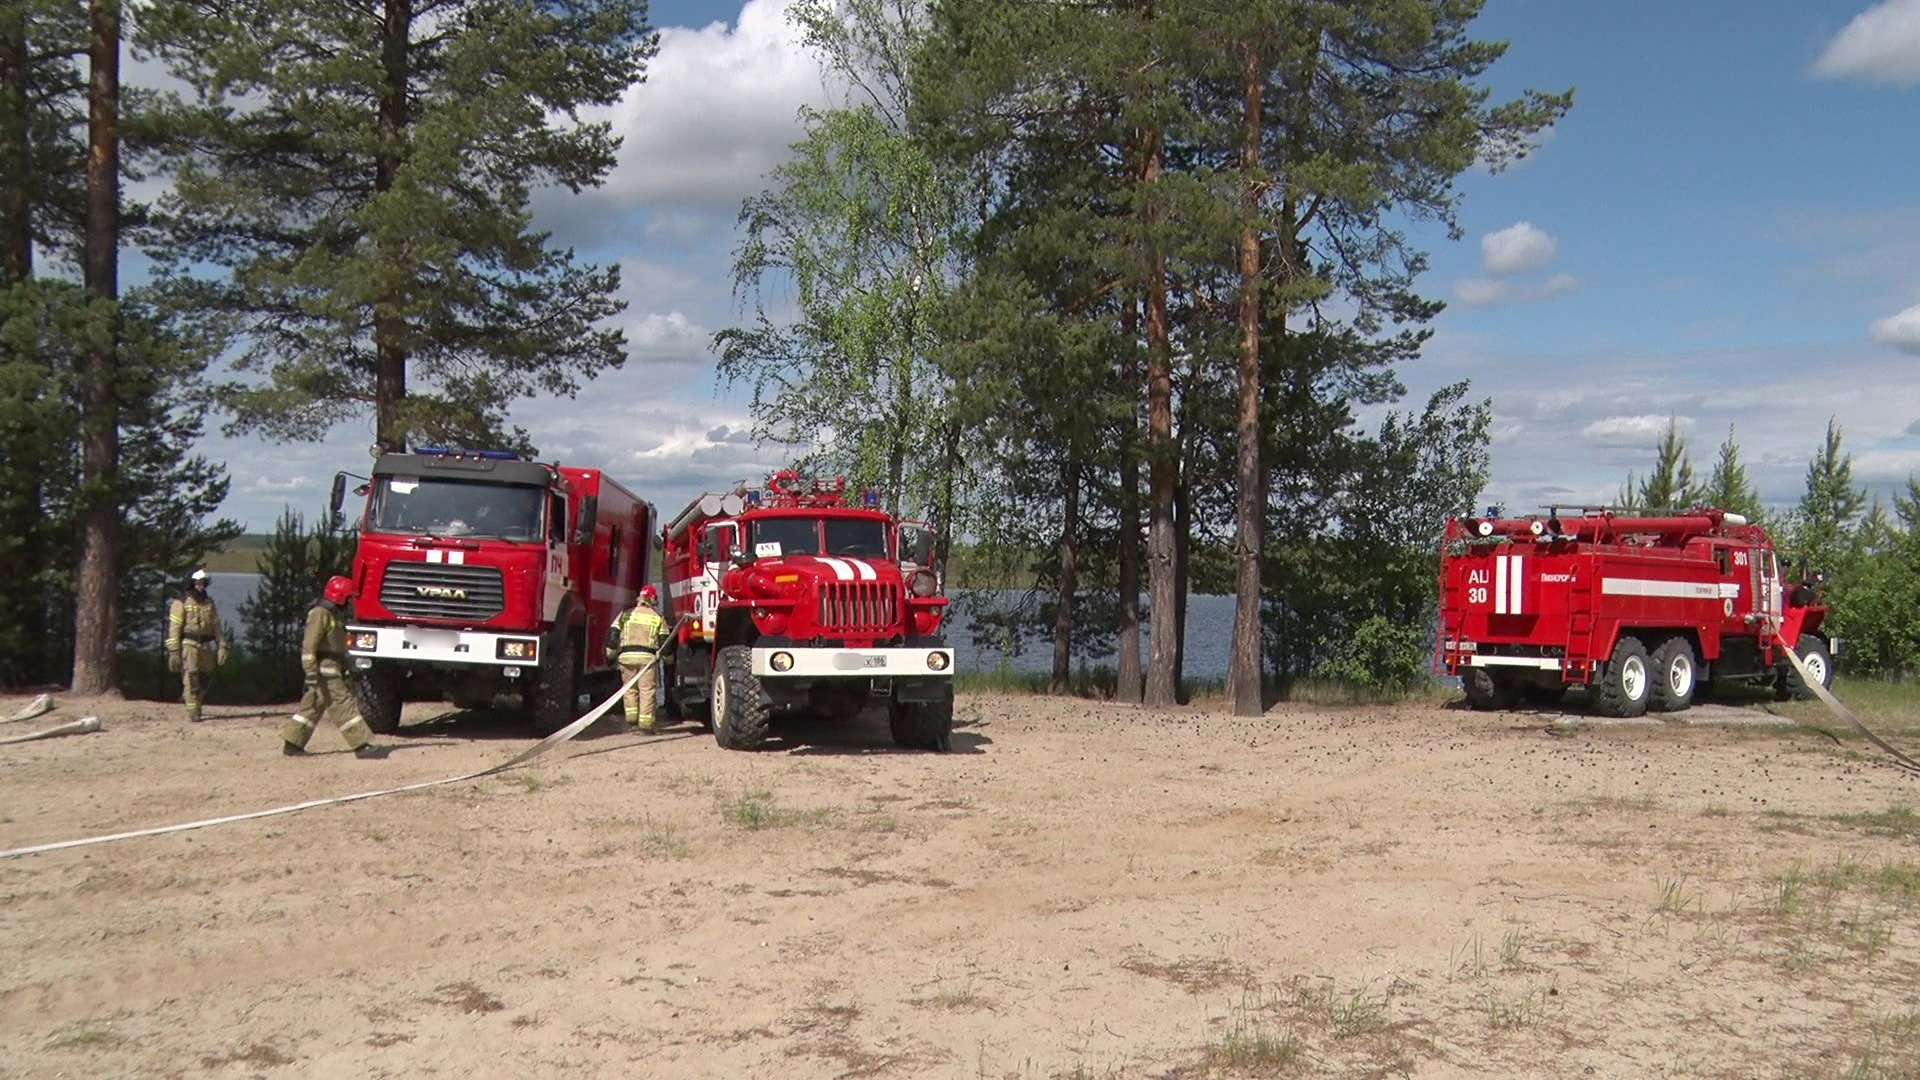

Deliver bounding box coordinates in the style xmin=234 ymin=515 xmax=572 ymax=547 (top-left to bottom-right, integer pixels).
xmin=607 ymin=583 xmax=667 ymax=731
xmin=282 ymin=575 xmax=388 ymax=758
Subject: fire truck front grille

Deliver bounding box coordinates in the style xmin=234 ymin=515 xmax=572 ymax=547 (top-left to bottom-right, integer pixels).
xmin=818 ymin=582 xmax=900 ymax=634
xmin=379 ymin=562 xmax=506 ymax=621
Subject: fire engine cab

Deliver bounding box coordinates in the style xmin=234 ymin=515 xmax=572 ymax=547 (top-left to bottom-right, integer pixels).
xmin=1437 ymin=506 xmax=1835 ymax=716
xmin=660 ymin=470 xmax=955 ymax=751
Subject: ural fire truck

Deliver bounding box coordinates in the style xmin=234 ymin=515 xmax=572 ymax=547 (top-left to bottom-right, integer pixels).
xmin=1437 ymin=506 xmax=1835 ymax=716
xmin=328 ymin=447 xmax=657 ymax=735
xmin=660 ymin=470 xmax=955 ymax=751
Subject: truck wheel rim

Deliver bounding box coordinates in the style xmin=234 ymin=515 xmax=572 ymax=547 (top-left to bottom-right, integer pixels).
xmin=713 ymin=669 xmax=729 ymax=723
xmin=1622 ymin=657 xmax=1646 ymax=701
xmin=1805 ymin=654 xmax=1827 ymax=685
xmin=1670 ymin=655 xmax=1693 ymax=697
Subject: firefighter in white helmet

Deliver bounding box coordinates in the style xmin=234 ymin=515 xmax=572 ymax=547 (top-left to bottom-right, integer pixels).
xmin=164 ymin=569 xmax=228 ymax=722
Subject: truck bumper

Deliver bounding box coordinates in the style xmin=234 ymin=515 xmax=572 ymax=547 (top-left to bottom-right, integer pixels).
xmin=750 ymin=645 xmax=955 ymax=679
xmin=1456 ymin=655 xmax=1564 ymax=670
xmin=345 ymin=624 xmax=543 ymax=669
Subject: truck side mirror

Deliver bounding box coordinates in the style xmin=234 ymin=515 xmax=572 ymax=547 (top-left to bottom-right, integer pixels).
xmin=329 ymin=473 xmax=347 ymax=530
xmin=699 ymin=531 xmax=719 ymax=564
xmin=573 ymin=496 xmax=598 ymax=546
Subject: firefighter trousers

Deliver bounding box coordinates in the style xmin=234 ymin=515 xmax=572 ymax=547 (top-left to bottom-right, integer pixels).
xmin=178 ymin=640 xmax=217 ymax=722
xmin=283 ymin=664 xmax=373 ymax=751
xmin=620 ymin=657 xmax=657 ymax=730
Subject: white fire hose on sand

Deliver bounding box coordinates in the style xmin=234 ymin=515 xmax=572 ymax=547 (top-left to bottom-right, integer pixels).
xmin=0 ymin=621 xmax=687 ymax=860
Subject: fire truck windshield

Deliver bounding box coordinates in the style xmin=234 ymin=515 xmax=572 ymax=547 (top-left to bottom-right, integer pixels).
xmin=369 ymin=476 xmax=546 ymax=540
xmin=749 ymin=516 xmax=890 ymax=558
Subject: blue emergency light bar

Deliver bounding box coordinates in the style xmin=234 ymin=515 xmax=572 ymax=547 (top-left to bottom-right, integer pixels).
xmin=413 ymin=446 xmax=521 ymax=460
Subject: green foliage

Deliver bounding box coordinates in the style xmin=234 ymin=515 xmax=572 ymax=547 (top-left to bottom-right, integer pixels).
xmin=716 ymin=0 xmax=969 ymax=519
xmin=1311 ymin=614 xmax=1432 ymax=693
xmin=1619 ymin=416 xmax=1699 ymax=510
xmin=1265 ymin=383 xmax=1492 ymax=683
xmin=0 ymin=280 xmax=239 ymax=686
xmin=1703 ymin=424 xmax=1764 ymax=522
xmin=137 ymin=0 xmax=658 ymax=451
xmin=1790 ymin=418 xmax=1869 ymax=576
xmin=238 ymin=508 xmax=357 ymax=699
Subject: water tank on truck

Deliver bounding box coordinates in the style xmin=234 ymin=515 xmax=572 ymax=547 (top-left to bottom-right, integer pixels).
xmin=327 ymin=446 xmax=658 ymax=736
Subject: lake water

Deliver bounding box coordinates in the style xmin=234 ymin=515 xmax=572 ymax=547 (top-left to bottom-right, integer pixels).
xmin=201 ymin=572 xmax=1240 ymax=681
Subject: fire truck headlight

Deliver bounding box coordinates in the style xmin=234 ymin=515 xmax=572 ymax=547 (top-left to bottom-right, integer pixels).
xmin=497 ymin=638 xmax=538 ymax=660
xmin=348 ymin=631 xmax=378 ymax=651
xmin=908 ymin=569 xmax=939 ymax=598
xmin=770 ymin=651 xmax=795 ymax=672
xmin=926 ymin=651 xmax=950 ymax=672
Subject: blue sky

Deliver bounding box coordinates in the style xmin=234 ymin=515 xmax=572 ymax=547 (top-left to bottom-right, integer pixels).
xmin=139 ymin=0 xmax=1920 ymax=530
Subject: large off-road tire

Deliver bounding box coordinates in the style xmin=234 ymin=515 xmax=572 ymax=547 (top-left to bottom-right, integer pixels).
xmin=1648 ymin=636 xmax=1698 ymax=713
xmin=888 ymin=697 xmax=953 ymax=752
xmin=1781 ymin=633 xmax=1834 ymax=700
xmin=349 ymin=666 xmax=404 ymax=734
xmin=1463 ymin=667 xmax=1517 ymax=711
xmin=711 ymin=645 xmax=771 ymax=750
xmin=526 ymin=631 xmax=581 ymax=737
xmin=1594 ymin=635 xmax=1652 ymax=718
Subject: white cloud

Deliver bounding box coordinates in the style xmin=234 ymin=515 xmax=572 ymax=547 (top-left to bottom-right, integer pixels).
xmin=625 ymin=310 xmax=717 ymax=369
xmin=1853 ymin=448 xmax=1920 ymax=483
xmin=1582 ymin=414 xmax=1692 ymax=447
xmin=1452 ymin=272 xmax=1579 ymax=307
xmin=1453 ymin=223 xmax=1576 ymax=306
xmin=1812 ymin=0 xmax=1920 ymax=86
xmin=1481 ymin=221 xmax=1559 ymax=275
xmin=1870 ymin=302 xmax=1920 ymax=353
xmin=586 ymin=0 xmax=833 ymax=214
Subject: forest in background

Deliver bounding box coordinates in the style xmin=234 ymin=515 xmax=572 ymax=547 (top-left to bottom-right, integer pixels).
xmin=4 ymin=0 xmax=1916 ymax=706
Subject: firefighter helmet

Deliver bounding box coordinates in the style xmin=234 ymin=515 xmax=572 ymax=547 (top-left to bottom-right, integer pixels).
xmin=639 ymin=584 xmax=658 ymax=603
xmin=323 ymin=575 xmax=355 ymax=606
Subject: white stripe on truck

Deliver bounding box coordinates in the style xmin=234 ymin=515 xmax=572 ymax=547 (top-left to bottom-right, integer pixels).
xmin=1600 ymin=578 xmax=1723 ymax=600
xmin=1492 ymin=554 xmax=1524 ymax=615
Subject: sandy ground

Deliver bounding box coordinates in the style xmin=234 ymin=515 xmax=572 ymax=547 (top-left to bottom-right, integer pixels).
xmin=3 ymin=686 xmax=1920 ymax=1080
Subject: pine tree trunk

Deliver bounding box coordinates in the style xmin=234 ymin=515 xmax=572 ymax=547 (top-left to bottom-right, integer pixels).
xmin=373 ymin=0 xmax=412 ymax=452
xmin=0 ymin=0 xmax=29 ymax=285
xmin=70 ymin=0 xmax=120 ymax=697
xmin=1228 ymin=42 xmax=1266 ymax=717
xmin=1115 ymin=294 xmax=1143 ymax=704
xmin=1173 ymin=457 xmax=1190 ymax=698
xmin=1142 ymin=124 xmax=1179 ymax=708
xmin=1050 ymin=456 xmax=1080 ymax=694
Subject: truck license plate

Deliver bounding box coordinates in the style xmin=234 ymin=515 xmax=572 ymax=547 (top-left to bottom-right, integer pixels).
xmin=862 ymin=655 xmax=887 ymax=669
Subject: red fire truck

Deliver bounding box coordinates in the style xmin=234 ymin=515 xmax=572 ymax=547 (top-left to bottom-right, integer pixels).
xmin=659 ymin=470 xmax=954 ymax=751
xmin=1436 ymin=506 xmax=1835 ymax=716
xmin=328 ymin=447 xmax=657 ymax=735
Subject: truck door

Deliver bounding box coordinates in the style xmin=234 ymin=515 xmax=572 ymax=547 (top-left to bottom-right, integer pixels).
xmin=543 ymin=492 xmax=568 ymax=621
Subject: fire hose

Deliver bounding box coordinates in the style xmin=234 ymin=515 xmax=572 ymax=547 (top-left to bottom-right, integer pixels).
xmin=0 ymin=616 xmax=690 ymax=861
xmin=1778 ymin=634 xmax=1920 ymax=778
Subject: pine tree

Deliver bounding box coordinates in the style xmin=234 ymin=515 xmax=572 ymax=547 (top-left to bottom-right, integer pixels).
xmin=1794 ymin=417 xmax=1867 ymax=576
xmin=70 ymin=0 xmax=123 ymax=695
xmin=138 ymin=0 xmax=658 ymax=452
xmin=1702 ymin=425 xmax=1763 ymax=521
xmin=1634 ymin=416 xmax=1698 ymax=510
xmin=239 ymin=508 xmax=356 ymax=699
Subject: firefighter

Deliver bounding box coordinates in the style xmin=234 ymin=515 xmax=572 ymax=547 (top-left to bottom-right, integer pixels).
xmin=165 ymin=568 xmax=229 ymax=722
xmin=608 ymin=585 xmax=667 ymax=731
xmin=282 ymin=576 xmax=388 ymax=758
